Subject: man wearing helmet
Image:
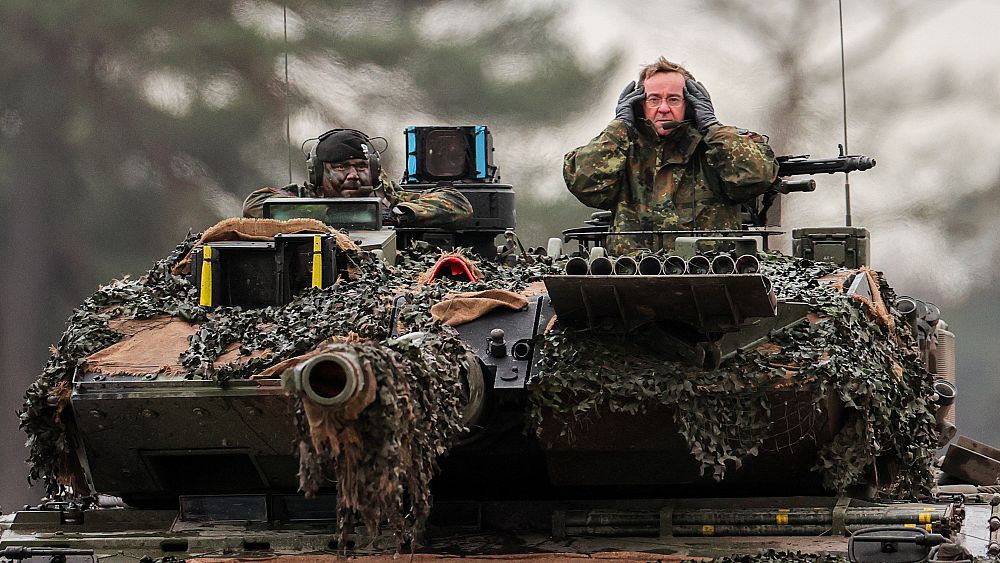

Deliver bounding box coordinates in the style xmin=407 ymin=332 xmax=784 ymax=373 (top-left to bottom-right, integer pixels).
xmin=243 ymin=128 xmax=473 ymax=227
xmin=563 ymin=57 xmax=779 ymax=254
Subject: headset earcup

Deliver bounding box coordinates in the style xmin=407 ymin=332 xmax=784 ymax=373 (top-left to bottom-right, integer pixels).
xmin=307 ymin=146 xmax=320 ymax=187
xmin=370 ymin=152 xmax=381 ymax=188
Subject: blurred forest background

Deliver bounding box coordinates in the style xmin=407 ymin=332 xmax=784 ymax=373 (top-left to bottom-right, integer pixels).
xmin=1 ymin=0 xmax=998 ymax=509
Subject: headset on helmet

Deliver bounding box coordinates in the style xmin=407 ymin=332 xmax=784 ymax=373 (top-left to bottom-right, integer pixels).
xmin=305 ymin=128 xmax=383 ymax=189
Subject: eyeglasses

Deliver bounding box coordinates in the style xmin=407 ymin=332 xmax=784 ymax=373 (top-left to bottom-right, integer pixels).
xmin=644 ymin=95 xmax=684 ymax=109
xmin=328 ymin=161 xmax=369 ymax=173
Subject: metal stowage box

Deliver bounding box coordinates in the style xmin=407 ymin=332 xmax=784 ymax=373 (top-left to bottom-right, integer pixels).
xmin=191 ymin=233 xmax=338 ymax=308
xmin=792 ymin=227 xmax=870 ymax=268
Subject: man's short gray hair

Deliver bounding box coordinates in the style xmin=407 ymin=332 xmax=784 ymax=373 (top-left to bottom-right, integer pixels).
xmin=638 ymin=57 xmax=694 ymax=84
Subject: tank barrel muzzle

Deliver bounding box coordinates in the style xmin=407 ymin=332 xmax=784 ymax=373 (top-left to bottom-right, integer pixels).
xmin=284 ymin=352 xmax=365 ymax=408
xmin=565 ymin=256 xmax=589 ymax=276
xmin=687 ymin=255 xmax=711 ymax=274
xmin=613 ymin=256 xmax=638 ymax=275
xmin=735 ymin=254 xmax=760 ymax=274
xmin=710 ymin=255 xmax=736 ymax=274
xmin=589 ymin=256 xmax=614 ymax=275
xmin=638 ymin=256 xmax=664 ymax=275
xmin=663 ymin=256 xmax=686 ymax=275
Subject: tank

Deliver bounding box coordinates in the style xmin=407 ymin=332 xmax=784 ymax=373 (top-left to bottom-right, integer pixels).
xmin=4 ymin=127 xmax=996 ymax=562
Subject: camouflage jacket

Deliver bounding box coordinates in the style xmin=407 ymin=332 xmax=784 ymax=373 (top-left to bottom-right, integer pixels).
xmin=242 ymin=170 xmax=473 ymax=228
xmin=564 ymin=118 xmax=778 ymax=253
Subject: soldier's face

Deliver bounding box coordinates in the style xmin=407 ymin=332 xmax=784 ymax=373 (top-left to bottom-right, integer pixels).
xmin=322 ymin=159 xmax=372 ymax=198
xmin=642 ymin=71 xmax=687 ymax=136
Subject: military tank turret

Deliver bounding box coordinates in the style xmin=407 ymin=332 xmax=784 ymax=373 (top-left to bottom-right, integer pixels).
xmin=4 ymin=125 xmax=994 ymax=562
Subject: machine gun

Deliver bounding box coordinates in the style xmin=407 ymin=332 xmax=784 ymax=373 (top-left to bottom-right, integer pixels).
xmin=749 ymin=148 xmax=877 ymax=227
xmin=564 ymin=147 xmax=877 ymax=245
xmin=777 ymin=152 xmax=876 ymax=177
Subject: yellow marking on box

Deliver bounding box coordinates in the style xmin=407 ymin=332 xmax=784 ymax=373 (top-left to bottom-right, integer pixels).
xmin=702 ymin=525 xmax=715 ymax=536
xmin=311 ymin=235 xmax=323 ymax=288
xmin=199 ymin=245 xmax=213 ymax=307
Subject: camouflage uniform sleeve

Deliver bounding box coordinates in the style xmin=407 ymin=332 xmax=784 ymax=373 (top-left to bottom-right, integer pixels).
xmin=701 ymin=125 xmax=779 ymax=203
xmin=381 ymin=171 xmax=474 ymax=228
xmin=563 ymin=120 xmax=632 ymax=210
xmin=241 ymin=184 xmax=300 ymax=218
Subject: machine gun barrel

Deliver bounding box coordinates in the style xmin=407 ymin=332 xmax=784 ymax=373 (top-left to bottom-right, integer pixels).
xmin=777 ymin=154 xmax=876 ymax=177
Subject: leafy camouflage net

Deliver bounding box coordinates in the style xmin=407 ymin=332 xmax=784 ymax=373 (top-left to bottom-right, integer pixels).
xmin=20 ymin=233 xmax=206 ymax=495
xmin=19 ymin=234 xmax=553 ymax=544
xmin=292 ymin=335 xmax=470 ymax=547
xmin=527 ymin=253 xmax=939 ymax=496
xmin=21 ymin=229 xmax=938 ymax=551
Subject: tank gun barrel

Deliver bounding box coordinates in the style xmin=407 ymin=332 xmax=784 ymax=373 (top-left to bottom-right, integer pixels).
xmin=282 ymin=351 xmax=366 ymax=409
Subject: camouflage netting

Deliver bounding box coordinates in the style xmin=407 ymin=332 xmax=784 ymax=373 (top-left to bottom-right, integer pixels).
xmin=21 ymin=229 xmax=939 ymax=547
xmin=291 ymin=337 xmax=468 ymax=547
xmin=20 ymin=233 xmax=554 ymax=545
xmin=527 ymin=253 xmax=939 ymax=497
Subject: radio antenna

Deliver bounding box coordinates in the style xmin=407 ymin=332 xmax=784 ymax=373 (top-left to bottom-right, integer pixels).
xmin=838 ymin=0 xmax=852 ymax=226
xmin=283 ymin=3 xmax=292 ymax=183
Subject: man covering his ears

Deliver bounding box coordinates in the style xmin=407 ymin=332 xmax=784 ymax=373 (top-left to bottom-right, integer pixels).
xmin=564 ymin=57 xmax=779 ymax=254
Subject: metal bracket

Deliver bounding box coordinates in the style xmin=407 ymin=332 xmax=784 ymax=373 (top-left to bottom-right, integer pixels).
xmin=832 ymin=496 xmax=851 ymax=535
xmin=552 ymin=508 xmax=567 ymax=539
xmin=659 ymin=505 xmax=674 ymax=538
